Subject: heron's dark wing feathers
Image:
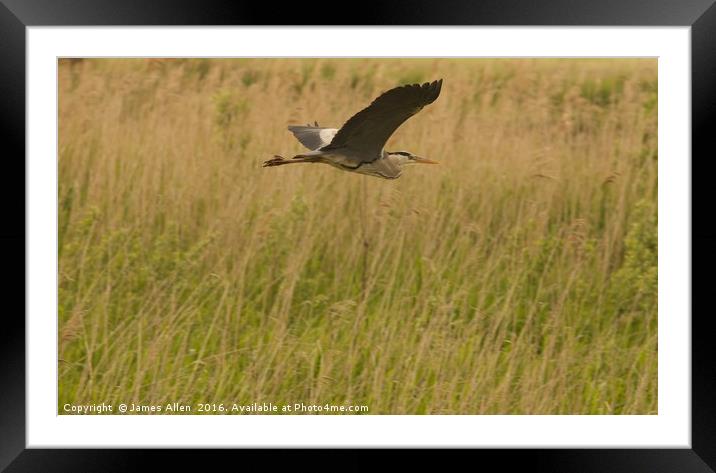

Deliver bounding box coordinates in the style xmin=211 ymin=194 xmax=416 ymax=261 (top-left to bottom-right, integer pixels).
xmin=324 ymin=79 xmax=442 ymax=158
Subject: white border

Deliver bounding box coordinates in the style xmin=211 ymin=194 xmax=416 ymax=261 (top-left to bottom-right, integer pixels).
xmin=27 ymin=27 xmax=691 ymax=448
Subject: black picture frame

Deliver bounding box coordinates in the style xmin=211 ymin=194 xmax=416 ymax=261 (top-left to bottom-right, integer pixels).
xmin=2 ymin=0 xmax=714 ymax=471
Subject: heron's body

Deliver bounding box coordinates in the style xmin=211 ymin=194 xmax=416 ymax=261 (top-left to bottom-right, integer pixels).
xmin=284 ymin=147 xmax=405 ymax=179
xmin=263 ymin=79 xmax=443 ymax=179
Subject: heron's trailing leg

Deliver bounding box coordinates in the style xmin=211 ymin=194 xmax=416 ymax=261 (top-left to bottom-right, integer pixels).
xmin=262 ymin=155 xmax=318 ymax=167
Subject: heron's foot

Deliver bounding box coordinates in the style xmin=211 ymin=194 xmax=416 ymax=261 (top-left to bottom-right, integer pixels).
xmin=263 ymin=155 xmax=289 ymax=167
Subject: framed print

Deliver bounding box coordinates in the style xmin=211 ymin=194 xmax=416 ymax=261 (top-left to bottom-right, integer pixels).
xmin=3 ymin=0 xmax=715 ymax=470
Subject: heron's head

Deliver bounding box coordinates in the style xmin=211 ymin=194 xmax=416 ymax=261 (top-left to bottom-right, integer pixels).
xmin=387 ymin=151 xmax=439 ymax=167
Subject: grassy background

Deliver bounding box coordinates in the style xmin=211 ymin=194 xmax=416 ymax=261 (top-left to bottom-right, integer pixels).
xmin=58 ymin=58 xmax=657 ymax=414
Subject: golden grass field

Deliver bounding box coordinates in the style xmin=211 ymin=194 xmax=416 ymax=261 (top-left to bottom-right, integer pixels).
xmin=58 ymin=58 xmax=657 ymax=414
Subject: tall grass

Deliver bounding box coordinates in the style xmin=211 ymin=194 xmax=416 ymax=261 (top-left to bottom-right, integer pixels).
xmin=58 ymin=58 xmax=657 ymax=414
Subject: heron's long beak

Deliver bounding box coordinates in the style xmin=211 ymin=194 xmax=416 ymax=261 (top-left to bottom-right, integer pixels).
xmin=413 ymin=156 xmax=439 ymax=164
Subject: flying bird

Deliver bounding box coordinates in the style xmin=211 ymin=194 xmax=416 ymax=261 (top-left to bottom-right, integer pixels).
xmin=263 ymin=79 xmax=443 ymax=179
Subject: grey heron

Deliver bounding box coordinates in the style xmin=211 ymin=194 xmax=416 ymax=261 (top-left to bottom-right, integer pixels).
xmin=263 ymin=79 xmax=443 ymax=179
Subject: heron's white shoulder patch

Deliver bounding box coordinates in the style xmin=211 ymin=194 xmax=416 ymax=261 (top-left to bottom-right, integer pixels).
xmin=319 ymin=128 xmax=338 ymax=145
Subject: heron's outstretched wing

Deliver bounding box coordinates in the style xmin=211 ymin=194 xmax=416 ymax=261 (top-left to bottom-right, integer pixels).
xmin=288 ymin=125 xmax=338 ymax=150
xmin=323 ymin=79 xmax=443 ymax=159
